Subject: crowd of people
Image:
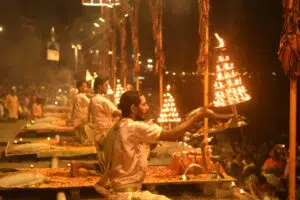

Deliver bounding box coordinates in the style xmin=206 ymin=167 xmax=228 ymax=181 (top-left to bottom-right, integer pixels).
xmin=0 ymin=86 xmax=43 ymax=122
xmin=0 ymin=82 xmax=76 ymax=122
xmin=220 ymin=139 xmax=300 ymax=199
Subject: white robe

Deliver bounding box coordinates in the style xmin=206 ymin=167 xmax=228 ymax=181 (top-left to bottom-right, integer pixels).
xmin=5 ymin=94 xmax=19 ymax=119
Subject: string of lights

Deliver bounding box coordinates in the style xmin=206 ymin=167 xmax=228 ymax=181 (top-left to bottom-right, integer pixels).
xmin=162 ymin=70 xmax=279 ymax=78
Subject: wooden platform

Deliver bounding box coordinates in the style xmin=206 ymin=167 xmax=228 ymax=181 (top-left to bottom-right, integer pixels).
xmin=0 ymin=166 xmax=235 ymax=190
xmin=3 ymin=123 xmax=91 ymax=162
xmin=20 ymin=126 xmax=75 ymax=134
xmin=0 ymin=167 xmax=242 ymax=200
xmin=5 ymin=142 xmax=96 ymax=158
xmin=43 ymin=105 xmax=72 ymax=113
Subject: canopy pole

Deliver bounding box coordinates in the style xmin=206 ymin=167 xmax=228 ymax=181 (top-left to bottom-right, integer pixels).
xmin=159 ymin=71 xmax=163 ymax=111
xmin=203 ymin=0 xmax=210 ymax=131
xmin=136 ymin=78 xmax=140 ymax=91
xmin=289 ymin=78 xmax=297 ymax=200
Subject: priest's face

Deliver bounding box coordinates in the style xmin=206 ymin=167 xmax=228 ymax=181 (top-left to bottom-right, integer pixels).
xmin=136 ymin=95 xmax=149 ymax=121
xmin=80 ymin=82 xmax=88 ymax=93
xmin=99 ymin=80 xmax=109 ymax=94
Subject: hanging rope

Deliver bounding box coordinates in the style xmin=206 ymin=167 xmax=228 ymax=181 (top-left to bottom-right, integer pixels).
xmin=102 ymin=7 xmax=112 ymax=74
xmin=119 ymin=17 xmax=127 ymax=84
xmin=278 ymin=0 xmax=300 ymax=79
xmin=130 ymin=0 xmax=141 ymax=76
xmin=149 ymin=0 xmax=165 ymax=74
xmin=111 ymin=7 xmax=117 ymax=77
xmin=196 ymin=0 xmax=209 ymax=74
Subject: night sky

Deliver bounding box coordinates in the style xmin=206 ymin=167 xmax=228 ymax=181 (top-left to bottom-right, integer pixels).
xmin=0 ymin=0 xmax=298 ymax=143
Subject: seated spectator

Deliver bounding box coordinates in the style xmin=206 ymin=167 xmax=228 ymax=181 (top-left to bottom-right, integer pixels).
xmin=262 ymin=145 xmax=286 ymax=177
xmin=31 ymin=96 xmax=43 ymax=120
xmin=241 ymin=153 xmax=261 ymax=197
xmin=5 ymin=88 xmax=19 ymax=122
xmin=227 ymin=153 xmax=243 ymax=180
xmin=262 ymin=145 xmax=287 ymax=190
xmin=20 ymin=94 xmax=30 ymax=120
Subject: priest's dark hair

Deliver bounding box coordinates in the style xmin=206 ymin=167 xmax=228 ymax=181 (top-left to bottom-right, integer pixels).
xmin=93 ymin=76 xmax=109 ymax=91
xmin=118 ymin=91 xmax=142 ymax=117
xmin=76 ymin=80 xmax=87 ymax=89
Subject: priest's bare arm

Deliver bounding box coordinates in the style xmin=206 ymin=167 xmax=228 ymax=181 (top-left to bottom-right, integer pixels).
xmin=159 ymin=108 xmax=235 ymax=141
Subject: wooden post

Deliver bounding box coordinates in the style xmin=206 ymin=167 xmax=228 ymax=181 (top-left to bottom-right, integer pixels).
xmin=168 ymin=122 xmax=172 ymax=131
xmin=112 ymin=7 xmax=117 ymax=92
xmin=289 ymin=3 xmax=298 ymax=199
xmin=231 ymin=105 xmax=238 ymax=116
xmin=74 ymin=47 xmax=78 ymax=74
xmin=197 ymin=0 xmax=210 ymax=171
xmin=51 ymin=156 xmax=59 ymax=168
xmin=56 ymin=192 xmax=67 ymax=200
xmin=136 ymin=77 xmax=140 ymax=91
xmin=103 ymin=8 xmax=111 ymax=76
xmin=289 ymin=79 xmax=297 ymax=200
xmin=159 ymin=71 xmax=163 ymax=111
xmin=130 ymin=0 xmax=140 ymax=91
xmin=123 ymin=75 xmax=127 ymax=90
xmin=278 ymin=1 xmax=299 ymax=198
xmin=159 ymin=0 xmax=164 ymax=112
xmin=203 ymin=0 xmax=210 ymax=131
xmin=52 ymin=156 xmax=66 ymax=200
xmin=113 ymin=76 xmax=116 ymax=91
xmin=149 ymin=0 xmax=164 ymax=111
xmin=119 ymin=17 xmax=127 ymax=90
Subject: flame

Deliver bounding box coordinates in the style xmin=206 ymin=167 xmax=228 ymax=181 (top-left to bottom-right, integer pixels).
xmin=158 ymin=85 xmax=181 ymax=124
xmin=166 ymin=84 xmax=171 ymax=91
xmin=215 ymin=33 xmax=225 ymax=48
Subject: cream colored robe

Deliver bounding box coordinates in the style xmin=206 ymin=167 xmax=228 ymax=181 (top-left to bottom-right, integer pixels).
xmin=5 ymin=94 xmax=19 ymax=119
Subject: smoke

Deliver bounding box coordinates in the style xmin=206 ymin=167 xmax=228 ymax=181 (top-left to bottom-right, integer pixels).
xmin=0 ymin=28 xmax=75 ymax=90
xmin=0 ymin=30 xmax=43 ymax=85
xmin=43 ymin=67 xmax=75 ymax=89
